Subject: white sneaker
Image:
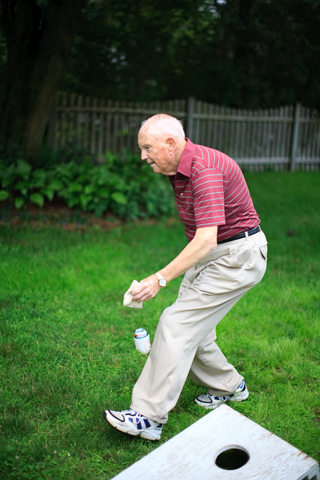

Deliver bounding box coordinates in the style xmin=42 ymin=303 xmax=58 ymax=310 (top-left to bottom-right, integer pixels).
xmin=194 ymin=380 xmax=249 ymax=410
xmin=104 ymin=409 xmax=162 ymax=440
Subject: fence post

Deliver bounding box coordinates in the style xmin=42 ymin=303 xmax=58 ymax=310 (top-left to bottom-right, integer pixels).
xmin=290 ymin=103 xmax=301 ymax=171
xmin=187 ymin=97 xmax=195 ymax=139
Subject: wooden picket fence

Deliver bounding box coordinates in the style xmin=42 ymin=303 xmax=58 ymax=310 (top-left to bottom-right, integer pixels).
xmin=48 ymin=92 xmax=320 ymax=171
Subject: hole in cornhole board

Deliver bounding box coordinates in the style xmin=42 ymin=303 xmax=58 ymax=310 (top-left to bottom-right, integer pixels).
xmin=215 ymin=445 xmax=250 ymax=470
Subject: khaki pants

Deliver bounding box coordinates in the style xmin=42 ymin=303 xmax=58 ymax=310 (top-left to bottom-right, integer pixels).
xmin=131 ymin=230 xmax=268 ymax=424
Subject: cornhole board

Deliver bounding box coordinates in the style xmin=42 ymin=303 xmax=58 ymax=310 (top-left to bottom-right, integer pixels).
xmin=112 ymin=404 xmax=319 ymax=480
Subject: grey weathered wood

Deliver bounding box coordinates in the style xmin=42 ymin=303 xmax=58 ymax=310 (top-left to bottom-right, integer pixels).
xmin=51 ymin=93 xmax=320 ymax=170
xmin=68 ymin=93 xmax=76 ymax=144
xmin=112 ymin=405 xmax=319 ymax=480
xmin=91 ymin=98 xmax=97 ymax=154
xmin=290 ymin=103 xmax=302 ymax=171
xmin=84 ymin=96 xmax=90 ymax=151
xmin=76 ymin=95 xmax=83 ymax=143
xmin=59 ymin=92 xmax=68 ymax=148
xmin=98 ymin=98 xmax=104 ymax=154
xmin=187 ymin=97 xmax=195 ymax=140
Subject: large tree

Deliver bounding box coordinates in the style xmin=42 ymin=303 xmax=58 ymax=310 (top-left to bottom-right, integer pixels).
xmin=0 ymin=0 xmax=86 ymax=165
xmin=0 ymin=0 xmax=319 ymax=166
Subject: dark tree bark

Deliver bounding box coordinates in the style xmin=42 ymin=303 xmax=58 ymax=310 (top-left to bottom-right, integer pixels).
xmin=0 ymin=0 xmax=86 ymax=166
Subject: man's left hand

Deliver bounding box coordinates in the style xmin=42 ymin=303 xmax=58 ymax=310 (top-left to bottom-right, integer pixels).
xmin=131 ymin=275 xmax=161 ymax=302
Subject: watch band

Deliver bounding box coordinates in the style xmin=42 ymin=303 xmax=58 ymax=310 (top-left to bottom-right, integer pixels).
xmin=155 ymin=272 xmax=167 ymax=287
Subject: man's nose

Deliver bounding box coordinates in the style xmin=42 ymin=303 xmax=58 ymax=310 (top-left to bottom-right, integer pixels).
xmin=141 ymin=150 xmax=148 ymax=161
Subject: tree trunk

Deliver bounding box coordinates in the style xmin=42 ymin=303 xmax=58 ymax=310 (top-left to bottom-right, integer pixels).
xmin=0 ymin=0 xmax=86 ymax=166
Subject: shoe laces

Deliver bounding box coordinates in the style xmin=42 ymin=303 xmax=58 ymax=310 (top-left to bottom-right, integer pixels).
xmin=202 ymin=393 xmax=227 ymax=401
xmin=124 ymin=410 xmax=161 ymax=429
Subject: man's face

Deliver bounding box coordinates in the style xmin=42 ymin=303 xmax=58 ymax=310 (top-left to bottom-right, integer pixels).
xmin=138 ymin=129 xmax=177 ymax=176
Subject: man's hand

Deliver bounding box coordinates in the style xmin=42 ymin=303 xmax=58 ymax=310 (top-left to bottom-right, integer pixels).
xmin=130 ymin=227 xmax=218 ymax=303
xmin=131 ymin=274 xmax=161 ymax=302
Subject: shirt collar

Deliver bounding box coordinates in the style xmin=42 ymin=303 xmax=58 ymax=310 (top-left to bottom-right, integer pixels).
xmin=176 ymin=138 xmax=196 ymax=178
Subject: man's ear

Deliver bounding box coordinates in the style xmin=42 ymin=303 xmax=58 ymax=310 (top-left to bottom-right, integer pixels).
xmin=166 ymin=137 xmax=176 ymax=154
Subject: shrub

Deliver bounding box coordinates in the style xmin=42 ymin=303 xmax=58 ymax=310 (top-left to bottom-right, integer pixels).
xmin=0 ymin=151 xmax=176 ymax=221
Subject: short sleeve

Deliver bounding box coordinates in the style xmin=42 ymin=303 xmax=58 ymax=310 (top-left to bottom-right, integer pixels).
xmin=192 ymin=168 xmax=225 ymax=228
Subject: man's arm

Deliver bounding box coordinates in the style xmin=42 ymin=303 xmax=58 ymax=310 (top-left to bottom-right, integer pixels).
xmin=131 ymin=226 xmax=218 ymax=302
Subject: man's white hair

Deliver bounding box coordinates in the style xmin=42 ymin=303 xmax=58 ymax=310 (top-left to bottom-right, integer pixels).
xmin=140 ymin=114 xmax=185 ymax=139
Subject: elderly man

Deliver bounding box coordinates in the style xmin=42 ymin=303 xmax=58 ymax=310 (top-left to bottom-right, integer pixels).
xmin=104 ymin=114 xmax=268 ymax=441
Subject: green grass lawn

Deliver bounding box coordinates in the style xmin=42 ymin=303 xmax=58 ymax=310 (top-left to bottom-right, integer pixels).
xmin=1 ymin=171 xmax=319 ymax=479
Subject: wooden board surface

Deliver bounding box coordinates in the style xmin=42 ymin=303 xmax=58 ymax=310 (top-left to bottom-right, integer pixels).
xmin=112 ymin=405 xmax=319 ymax=480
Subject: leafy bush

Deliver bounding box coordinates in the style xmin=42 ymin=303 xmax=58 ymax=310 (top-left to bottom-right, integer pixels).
xmin=0 ymin=151 xmax=176 ymax=220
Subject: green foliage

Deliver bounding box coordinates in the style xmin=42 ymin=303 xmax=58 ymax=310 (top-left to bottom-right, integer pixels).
xmin=0 ymin=159 xmax=58 ymax=210
xmin=0 ymin=151 xmax=176 ymax=220
xmin=63 ymin=0 xmax=320 ymax=108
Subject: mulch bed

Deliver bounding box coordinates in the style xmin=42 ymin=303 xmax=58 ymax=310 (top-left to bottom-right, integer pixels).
xmin=0 ymin=200 xmax=123 ymax=232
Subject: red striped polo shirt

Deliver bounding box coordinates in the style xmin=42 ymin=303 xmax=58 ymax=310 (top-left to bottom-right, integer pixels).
xmin=169 ymin=139 xmax=260 ymax=243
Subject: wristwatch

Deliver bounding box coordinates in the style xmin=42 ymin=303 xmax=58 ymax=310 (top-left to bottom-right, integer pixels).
xmin=155 ymin=272 xmax=168 ymax=287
